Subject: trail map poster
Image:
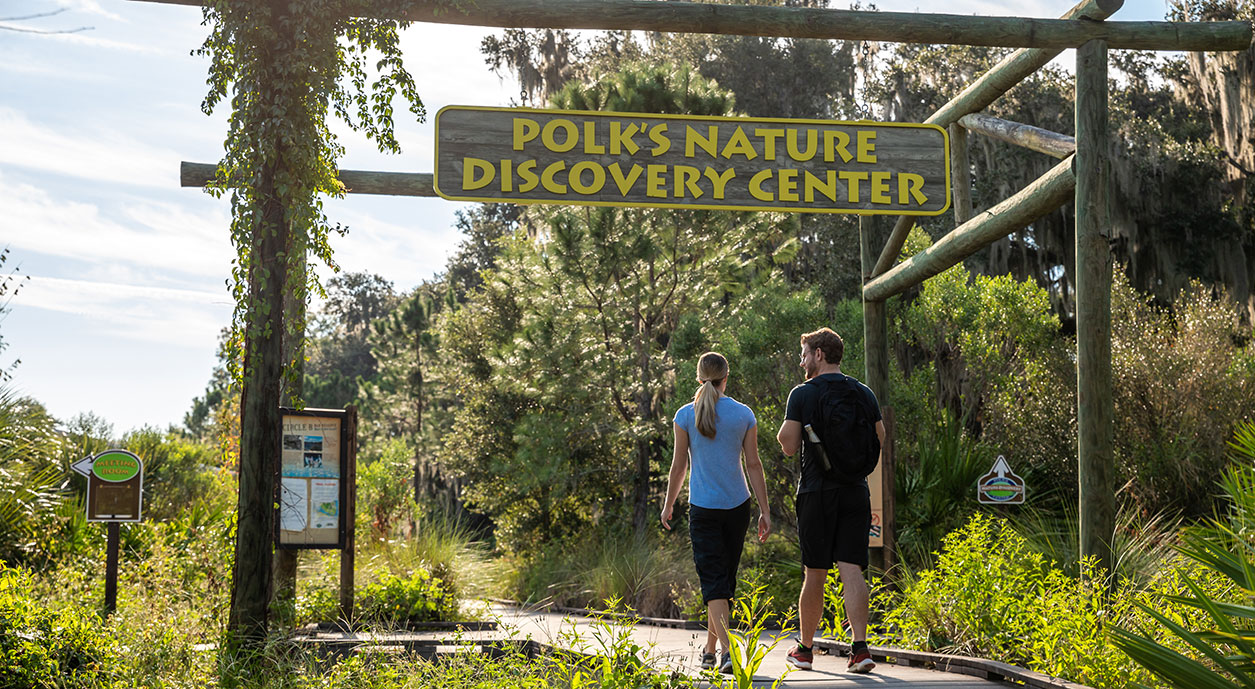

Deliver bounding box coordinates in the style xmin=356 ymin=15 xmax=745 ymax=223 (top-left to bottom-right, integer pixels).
xmin=276 ymin=409 xmax=346 ymax=548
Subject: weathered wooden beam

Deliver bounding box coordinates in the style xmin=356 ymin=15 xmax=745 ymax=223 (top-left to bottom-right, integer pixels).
xmin=949 ymin=123 xmax=973 ymax=225
xmin=860 ymin=215 xmax=893 ymax=569
xmin=1075 ymin=39 xmax=1116 ymax=583
xmin=862 ymin=155 xmax=1075 ymax=302
xmin=135 ymin=0 xmax=1251 ymax=50
xmin=871 ymin=0 xmax=1123 ymax=279
xmin=181 ymin=161 xmax=436 ymax=197
xmin=959 ymin=113 xmax=1076 ymax=158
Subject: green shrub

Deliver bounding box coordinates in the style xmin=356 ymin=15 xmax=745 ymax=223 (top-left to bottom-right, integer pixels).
xmin=0 ymin=564 xmax=122 ymax=689
xmin=297 ymin=566 xmax=459 ymax=627
xmin=881 ymin=511 xmax=1237 ymax=688
xmin=1111 ymin=274 xmax=1255 ymax=517
xmin=358 ymin=570 xmax=458 ymax=625
xmin=357 ymin=437 xmax=418 ymax=540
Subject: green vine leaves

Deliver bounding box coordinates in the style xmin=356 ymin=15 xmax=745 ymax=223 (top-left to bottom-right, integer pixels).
xmin=194 ymin=0 xmax=439 ymax=397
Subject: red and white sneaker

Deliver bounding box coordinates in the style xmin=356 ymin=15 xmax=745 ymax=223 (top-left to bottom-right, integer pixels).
xmin=785 ymin=645 xmax=814 ymax=670
xmin=848 ymin=650 xmax=876 ymax=673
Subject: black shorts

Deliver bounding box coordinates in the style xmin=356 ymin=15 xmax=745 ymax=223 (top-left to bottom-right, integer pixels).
xmin=689 ymin=499 xmax=751 ymax=605
xmin=796 ymin=484 xmax=871 ymax=570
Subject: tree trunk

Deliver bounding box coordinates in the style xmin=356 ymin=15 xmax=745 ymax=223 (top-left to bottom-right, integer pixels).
xmin=228 ymin=163 xmax=289 ymax=643
xmin=271 ymin=249 xmax=305 ymax=625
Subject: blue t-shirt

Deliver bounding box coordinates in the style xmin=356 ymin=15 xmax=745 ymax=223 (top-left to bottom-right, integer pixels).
xmin=674 ymin=395 xmax=756 ymax=509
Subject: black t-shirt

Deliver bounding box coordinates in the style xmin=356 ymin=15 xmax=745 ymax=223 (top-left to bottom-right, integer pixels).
xmin=784 ymin=372 xmax=882 ymax=494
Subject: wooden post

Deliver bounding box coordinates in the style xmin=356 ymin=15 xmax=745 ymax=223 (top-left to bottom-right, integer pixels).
xmin=1075 ymin=38 xmax=1116 ymax=582
xmin=861 ymin=216 xmax=892 ymax=570
xmin=881 ymin=408 xmax=896 ymax=574
xmin=863 ymin=156 xmax=1076 ymax=302
xmin=104 ymin=522 xmax=119 ymax=617
xmin=949 ymin=123 xmax=973 ymax=225
xmin=870 ymin=0 xmax=1125 ymax=279
xmin=958 ymin=113 xmax=1076 ymax=158
xmin=339 ymin=406 xmax=358 ymax=623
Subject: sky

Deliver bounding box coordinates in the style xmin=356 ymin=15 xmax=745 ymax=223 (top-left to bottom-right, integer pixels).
xmin=1 ymin=0 xmax=1175 ymax=435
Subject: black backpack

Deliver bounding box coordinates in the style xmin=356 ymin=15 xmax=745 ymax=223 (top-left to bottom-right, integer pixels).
xmin=804 ymin=375 xmax=881 ymax=480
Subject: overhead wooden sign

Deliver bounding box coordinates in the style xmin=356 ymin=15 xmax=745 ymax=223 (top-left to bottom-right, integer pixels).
xmin=435 ymin=106 xmax=950 ymax=215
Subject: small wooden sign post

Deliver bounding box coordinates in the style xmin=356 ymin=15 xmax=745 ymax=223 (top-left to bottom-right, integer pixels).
xmin=72 ymin=449 xmax=144 ymax=617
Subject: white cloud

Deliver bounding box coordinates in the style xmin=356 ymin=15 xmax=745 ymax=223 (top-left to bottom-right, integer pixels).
xmin=0 ymin=174 xmax=233 ymax=279
xmin=16 ymin=274 xmax=231 ymax=348
xmin=0 ymin=107 xmax=187 ymax=188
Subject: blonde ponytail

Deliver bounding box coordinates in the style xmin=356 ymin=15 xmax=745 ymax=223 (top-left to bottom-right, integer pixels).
xmin=693 ymin=352 xmax=729 ymax=439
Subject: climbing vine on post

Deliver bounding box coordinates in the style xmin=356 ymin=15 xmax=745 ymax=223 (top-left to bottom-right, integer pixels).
xmin=195 ymin=0 xmax=427 ymax=645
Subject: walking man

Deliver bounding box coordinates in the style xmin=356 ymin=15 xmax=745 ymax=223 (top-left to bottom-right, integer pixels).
xmin=777 ymin=327 xmax=885 ymax=674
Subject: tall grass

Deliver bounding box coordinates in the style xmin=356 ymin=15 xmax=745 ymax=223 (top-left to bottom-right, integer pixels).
xmin=1007 ymin=501 xmax=1181 ymax=587
xmin=894 ymin=412 xmax=991 ymax=568
xmin=505 ymin=525 xmax=695 ymax=618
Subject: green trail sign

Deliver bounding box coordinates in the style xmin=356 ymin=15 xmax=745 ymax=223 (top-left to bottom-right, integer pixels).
xmin=977 ymin=455 xmax=1025 ymax=505
xmin=72 ymin=449 xmax=145 ymax=522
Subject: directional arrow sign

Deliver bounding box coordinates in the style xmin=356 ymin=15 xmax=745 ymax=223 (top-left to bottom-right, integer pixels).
xmin=70 ymin=455 xmax=94 ymax=477
xmin=978 ymin=454 xmax=1025 ymax=504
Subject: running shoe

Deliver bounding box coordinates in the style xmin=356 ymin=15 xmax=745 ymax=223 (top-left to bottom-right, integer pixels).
xmin=848 ymin=650 xmax=876 ymax=674
xmin=700 ymin=652 xmax=717 ymax=670
xmin=785 ymin=644 xmax=813 ymax=670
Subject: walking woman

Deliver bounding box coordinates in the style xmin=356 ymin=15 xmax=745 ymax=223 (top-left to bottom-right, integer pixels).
xmin=661 ymin=351 xmax=772 ymax=673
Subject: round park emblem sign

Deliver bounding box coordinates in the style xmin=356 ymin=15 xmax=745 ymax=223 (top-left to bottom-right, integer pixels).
xmin=92 ymin=450 xmax=142 ymax=483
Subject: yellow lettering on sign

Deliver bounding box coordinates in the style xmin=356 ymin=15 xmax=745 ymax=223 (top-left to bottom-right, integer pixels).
xmin=513 ymin=118 xmax=539 ymax=151
xmin=839 ymin=170 xmax=868 ymax=203
xmin=542 ymin=119 xmax=579 ymax=153
xmin=788 ymin=129 xmax=818 ymax=162
xmin=804 ymin=170 xmax=838 ymax=203
xmin=721 ymin=127 xmax=757 ymax=160
xmin=611 ymin=122 xmax=641 ymax=155
xmin=569 ymin=161 xmax=605 ymax=195
xmin=646 ymin=164 xmax=667 ymax=199
xmin=583 ymin=121 xmax=606 ymax=155
xmin=899 ymin=173 xmax=928 ymax=205
xmin=541 ymin=161 xmax=567 ymax=193
xmin=778 ymin=168 xmax=799 ymax=203
xmin=674 ymin=165 xmax=703 ymax=199
xmin=463 ymin=158 xmax=495 ymax=191
xmin=870 ymin=171 xmax=892 ymax=204
xmin=501 ymin=160 xmax=514 ymax=192
xmin=857 ymin=130 xmax=877 ymax=163
xmin=649 ymin=123 xmax=671 ymax=156
xmin=755 ymin=128 xmax=784 ymax=161
xmin=749 ymin=169 xmax=774 ymax=202
xmin=824 ymin=130 xmax=853 ymax=163
xmin=686 ymin=125 xmax=718 ymax=158
xmin=704 ymin=167 xmax=736 ymax=200
xmin=518 ymin=160 xmax=540 ymax=192
xmin=608 ymin=163 xmax=643 ymax=196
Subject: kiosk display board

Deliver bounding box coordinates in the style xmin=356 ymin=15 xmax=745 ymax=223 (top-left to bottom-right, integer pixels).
xmin=275 ymin=408 xmax=348 ymax=548
xmin=435 ymin=106 xmax=950 ymax=215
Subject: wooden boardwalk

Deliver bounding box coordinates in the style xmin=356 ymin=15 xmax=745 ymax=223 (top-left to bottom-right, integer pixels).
xmin=303 ymin=603 xmax=1045 ymax=687
xmin=484 ymin=604 xmax=1013 ymax=687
